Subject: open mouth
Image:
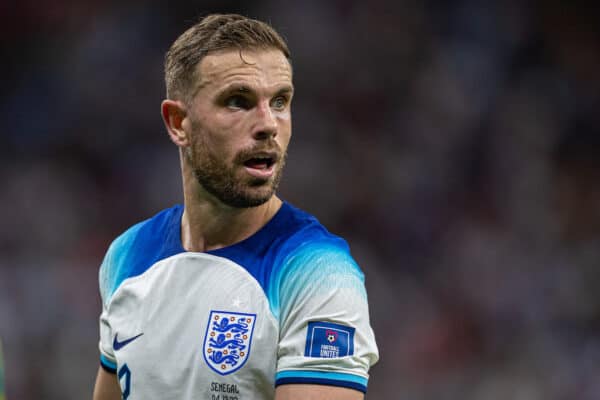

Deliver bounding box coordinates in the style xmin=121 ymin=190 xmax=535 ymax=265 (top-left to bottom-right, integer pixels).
xmin=243 ymin=156 xmax=275 ymax=170
xmin=242 ymin=151 xmax=278 ymax=169
xmin=242 ymin=152 xmax=278 ymax=179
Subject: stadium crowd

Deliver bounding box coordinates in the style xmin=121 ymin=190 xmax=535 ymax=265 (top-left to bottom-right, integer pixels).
xmin=0 ymin=1 xmax=599 ymax=398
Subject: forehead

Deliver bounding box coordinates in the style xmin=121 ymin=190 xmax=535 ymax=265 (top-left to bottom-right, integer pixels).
xmin=195 ymin=49 xmax=292 ymax=95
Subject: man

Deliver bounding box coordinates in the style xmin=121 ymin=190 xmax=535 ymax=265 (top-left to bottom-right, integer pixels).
xmin=93 ymin=14 xmax=378 ymax=400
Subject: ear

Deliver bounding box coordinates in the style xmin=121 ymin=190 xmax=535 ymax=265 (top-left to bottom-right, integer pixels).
xmin=161 ymin=99 xmax=189 ymax=147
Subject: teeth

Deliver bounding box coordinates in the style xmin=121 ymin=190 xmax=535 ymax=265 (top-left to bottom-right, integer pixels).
xmin=244 ymin=157 xmax=274 ymax=169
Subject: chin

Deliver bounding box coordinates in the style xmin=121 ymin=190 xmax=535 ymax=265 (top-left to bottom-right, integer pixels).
xmin=224 ymin=194 xmax=272 ymax=209
xmin=195 ymin=167 xmax=282 ymax=208
xmin=216 ymin=183 xmax=276 ymax=209
xmin=239 ymin=188 xmax=277 ymax=208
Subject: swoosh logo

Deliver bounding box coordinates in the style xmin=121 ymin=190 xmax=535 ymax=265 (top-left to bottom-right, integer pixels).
xmin=113 ymin=333 xmax=144 ymax=350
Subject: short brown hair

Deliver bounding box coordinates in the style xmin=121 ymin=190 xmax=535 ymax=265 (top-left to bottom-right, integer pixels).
xmin=165 ymin=14 xmax=291 ymax=102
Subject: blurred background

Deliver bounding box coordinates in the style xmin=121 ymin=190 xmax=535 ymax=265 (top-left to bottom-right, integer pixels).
xmin=1 ymin=0 xmax=599 ymax=398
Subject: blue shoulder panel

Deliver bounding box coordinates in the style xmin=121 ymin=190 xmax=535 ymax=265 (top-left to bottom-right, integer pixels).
xmin=268 ymin=234 xmax=365 ymax=321
xmin=207 ymin=202 xmax=364 ymax=320
xmin=99 ymin=201 xmax=363 ymax=318
xmin=99 ymin=205 xmax=184 ymax=305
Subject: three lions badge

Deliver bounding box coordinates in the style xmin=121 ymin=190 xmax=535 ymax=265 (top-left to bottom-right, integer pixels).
xmin=203 ymin=310 xmax=256 ymax=375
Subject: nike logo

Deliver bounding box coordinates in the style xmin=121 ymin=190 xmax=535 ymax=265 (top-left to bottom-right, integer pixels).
xmin=113 ymin=333 xmax=144 ymax=350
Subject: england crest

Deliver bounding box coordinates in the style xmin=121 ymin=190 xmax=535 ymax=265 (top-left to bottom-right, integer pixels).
xmin=203 ymin=310 xmax=256 ymax=375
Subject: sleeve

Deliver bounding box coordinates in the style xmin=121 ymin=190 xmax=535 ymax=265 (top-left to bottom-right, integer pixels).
xmin=273 ymin=239 xmax=379 ymax=393
xmin=98 ymin=243 xmax=118 ymax=374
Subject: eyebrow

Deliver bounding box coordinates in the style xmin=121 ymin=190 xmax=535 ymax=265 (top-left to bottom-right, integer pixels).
xmin=219 ymin=83 xmax=294 ymax=97
xmin=226 ymin=85 xmax=250 ymax=94
xmin=275 ymin=85 xmax=295 ymax=96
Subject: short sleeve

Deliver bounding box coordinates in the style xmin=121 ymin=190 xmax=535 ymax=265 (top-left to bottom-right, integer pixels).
xmin=98 ymin=305 xmax=117 ymax=373
xmin=273 ymin=240 xmax=379 ymax=393
xmin=95 ymin=209 xmax=182 ymax=375
xmin=98 ymin=243 xmax=118 ymax=373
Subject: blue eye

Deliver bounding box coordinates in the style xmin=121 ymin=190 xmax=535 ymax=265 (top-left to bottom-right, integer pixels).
xmin=271 ymin=96 xmax=287 ymax=110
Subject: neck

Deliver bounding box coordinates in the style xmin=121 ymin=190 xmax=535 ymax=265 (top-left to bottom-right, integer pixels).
xmin=180 ymin=168 xmax=282 ymax=252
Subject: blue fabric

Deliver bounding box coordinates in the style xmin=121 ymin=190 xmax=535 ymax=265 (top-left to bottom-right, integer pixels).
xmin=100 ymin=354 xmax=117 ymax=373
xmin=304 ymin=321 xmax=355 ymax=358
xmin=99 ymin=205 xmax=185 ymax=304
xmin=275 ymin=370 xmax=368 ymax=393
xmin=100 ymin=202 xmax=360 ymax=316
xmin=98 ymin=201 xmax=370 ymax=389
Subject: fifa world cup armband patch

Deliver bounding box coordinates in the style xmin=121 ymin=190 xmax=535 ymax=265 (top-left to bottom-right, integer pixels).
xmin=304 ymin=321 xmax=355 ymax=358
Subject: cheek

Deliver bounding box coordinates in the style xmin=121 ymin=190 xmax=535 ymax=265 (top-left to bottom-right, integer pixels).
xmin=209 ymin=115 xmax=247 ymax=150
xmin=192 ymin=121 xmax=235 ymax=157
xmin=278 ymin=116 xmax=292 ymax=146
xmin=199 ymin=139 xmax=235 ymax=162
xmin=276 ymin=110 xmax=291 ymax=122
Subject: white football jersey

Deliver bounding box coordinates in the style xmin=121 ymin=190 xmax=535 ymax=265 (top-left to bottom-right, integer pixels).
xmin=98 ymin=202 xmax=378 ymax=399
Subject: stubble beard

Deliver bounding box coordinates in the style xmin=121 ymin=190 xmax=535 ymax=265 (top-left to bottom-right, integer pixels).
xmin=186 ymin=140 xmax=286 ymax=209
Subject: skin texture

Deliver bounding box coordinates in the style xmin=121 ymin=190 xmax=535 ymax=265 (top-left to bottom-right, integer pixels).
xmin=182 ymin=49 xmax=292 ymax=209
xmin=93 ymin=49 xmax=364 ymax=400
xmin=92 ymin=368 xmax=120 ymax=400
xmin=163 ymin=49 xmax=293 ymax=252
xmin=275 ymin=384 xmax=364 ymax=400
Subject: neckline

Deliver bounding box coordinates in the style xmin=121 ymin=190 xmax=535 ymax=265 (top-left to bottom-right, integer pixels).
xmin=171 ymin=202 xmax=291 ymax=255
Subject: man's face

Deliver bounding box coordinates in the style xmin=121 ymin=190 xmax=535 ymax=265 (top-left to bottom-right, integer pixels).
xmin=183 ymin=48 xmax=293 ymax=208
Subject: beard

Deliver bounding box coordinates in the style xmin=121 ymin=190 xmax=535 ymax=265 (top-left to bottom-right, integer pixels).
xmin=186 ymin=137 xmax=286 ymax=209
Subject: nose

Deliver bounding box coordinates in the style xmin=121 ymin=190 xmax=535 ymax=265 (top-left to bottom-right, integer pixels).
xmin=252 ymin=101 xmax=278 ymax=140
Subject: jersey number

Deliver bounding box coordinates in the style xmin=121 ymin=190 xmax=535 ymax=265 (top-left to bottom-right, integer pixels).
xmin=118 ymin=364 xmax=131 ymax=399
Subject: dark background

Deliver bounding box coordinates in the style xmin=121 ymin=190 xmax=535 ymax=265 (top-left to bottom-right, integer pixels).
xmin=1 ymin=1 xmax=599 ymax=398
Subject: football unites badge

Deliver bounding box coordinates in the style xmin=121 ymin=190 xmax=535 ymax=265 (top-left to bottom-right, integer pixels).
xmin=304 ymin=321 xmax=355 ymax=358
xmin=203 ymin=310 xmax=256 ymax=375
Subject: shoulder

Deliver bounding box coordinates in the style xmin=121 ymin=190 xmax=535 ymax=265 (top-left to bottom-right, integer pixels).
xmin=277 ymin=231 xmax=365 ymax=296
xmin=267 ymin=203 xmax=365 ymax=316
xmin=277 ymin=202 xmax=363 ymax=278
xmin=98 ymin=205 xmax=184 ymax=306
